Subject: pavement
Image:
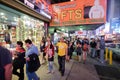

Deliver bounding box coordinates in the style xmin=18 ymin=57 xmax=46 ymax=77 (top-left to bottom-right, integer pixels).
xmin=12 ymin=54 xmax=120 ymax=80
xmin=12 ymin=53 xmax=74 ymax=80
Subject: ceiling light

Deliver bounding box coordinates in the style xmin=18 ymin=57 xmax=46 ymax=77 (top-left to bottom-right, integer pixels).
xmin=14 ymin=17 xmax=18 ymax=21
xmin=62 ymin=29 xmax=64 ymax=31
xmin=0 ymin=13 xmax=4 ymax=16
xmin=23 ymin=16 xmax=27 ymax=19
xmin=79 ymin=28 xmax=83 ymax=31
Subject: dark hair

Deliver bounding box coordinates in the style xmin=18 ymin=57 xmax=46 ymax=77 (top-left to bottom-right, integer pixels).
xmin=17 ymin=41 xmax=23 ymax=47
xmin=50 ymin=42 xmax=53 ymax=49
xmin=25 ymin=39 xmax=32 ymax=44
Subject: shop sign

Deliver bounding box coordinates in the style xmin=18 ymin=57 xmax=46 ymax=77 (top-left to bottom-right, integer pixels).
xmin=24 ymin=0 xmax=34 ymax=9
xmin=50 ymin=0 xmax=107 ymax=26
xmin=75 ymin=31 xmax=86 ymax=35
xmin=19 ymin=0 xmax=52 ymax=19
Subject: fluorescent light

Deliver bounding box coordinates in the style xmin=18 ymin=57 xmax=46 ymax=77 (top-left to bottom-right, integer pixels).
xmin=23 ymin=16 xmax=27 ymax=19
xmin=14 ymin=17 xmax=18 ymax=21
xmin=0 ymin=13 xmax=4 ymax=16
xmin=62 ymin=29 xmax=64 ymax=31
xmin=79 ymin=28 xmax=83 ymax=30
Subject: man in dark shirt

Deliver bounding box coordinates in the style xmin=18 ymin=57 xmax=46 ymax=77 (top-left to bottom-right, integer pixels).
xmin=0 ymin=43 xmax=12 ymax=80
xmin=90 ymin=38 xmax=97 ymax=58
xmin=100 ymin=36 xmax=105 ymax=63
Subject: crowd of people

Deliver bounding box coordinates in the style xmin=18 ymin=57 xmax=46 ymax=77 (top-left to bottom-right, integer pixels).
xmin=0 ymin=36 xmax=105 ymax=80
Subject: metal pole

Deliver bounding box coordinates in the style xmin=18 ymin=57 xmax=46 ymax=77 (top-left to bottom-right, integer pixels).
xmin=109 ymin=50 xmax=113 ymax=65
xmin=105 ymin=48 xmax=108 ymax=61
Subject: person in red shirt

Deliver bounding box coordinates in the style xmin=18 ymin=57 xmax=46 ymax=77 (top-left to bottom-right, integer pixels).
xmin=12 ymin=41 xmax=25 ymax=80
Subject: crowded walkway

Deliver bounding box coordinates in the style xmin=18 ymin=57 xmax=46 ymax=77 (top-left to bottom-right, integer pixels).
xmin=12 ymin=53 xmax=120 ymax=80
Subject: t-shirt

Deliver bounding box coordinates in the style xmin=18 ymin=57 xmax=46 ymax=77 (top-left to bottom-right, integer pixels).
xmin=56 ymin=42 xmax=68 ymax=56
xmin=26 ymin=44 xmax=39 ymax=57
xmin=0 ymin=46 xmax=12 ymax=67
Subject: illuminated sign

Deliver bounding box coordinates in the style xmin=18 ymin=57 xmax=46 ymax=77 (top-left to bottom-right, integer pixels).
xmin=111 ymin=18 xmax=120 ymax=33
xmin=19 ymin=0 xmax=51 ymax=19
xmin=24 ymin=0 xmax=34 ymax=9
xmin=50 ymin=0 xmax=107 ymax=26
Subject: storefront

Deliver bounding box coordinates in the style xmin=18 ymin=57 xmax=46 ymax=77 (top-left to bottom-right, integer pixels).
xmin=0 ymin=0 xmax=51 ymax=48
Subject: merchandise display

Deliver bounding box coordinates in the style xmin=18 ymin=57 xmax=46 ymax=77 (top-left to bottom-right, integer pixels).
xmin=0 ymin=16 xmax=45 ymax=48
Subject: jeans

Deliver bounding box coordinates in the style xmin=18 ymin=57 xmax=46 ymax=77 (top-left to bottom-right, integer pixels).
xmin=48 ymin=61 xmax=53 ymax=72
xmin=13 ymin=66 xmax=24 ymax=80
xmin=91 ymin=48 xmax=96 ymax=58
xmin=82 ymin=51 xmax=87 ymax=61
xmin=26 ymin=63 xmax=39 ymax=80
xmin=100 ymin=49 xmax=104 ymax=63
xmin=58 ymin=55 xmax=65 ymax=74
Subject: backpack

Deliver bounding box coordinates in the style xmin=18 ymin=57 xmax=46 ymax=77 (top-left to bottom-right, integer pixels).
xmin=27 ymin=53 xmax=41 ymax=73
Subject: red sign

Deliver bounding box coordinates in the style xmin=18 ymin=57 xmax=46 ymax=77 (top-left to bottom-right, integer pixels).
xmin=50 ymin=0 xmax=107 ymax=26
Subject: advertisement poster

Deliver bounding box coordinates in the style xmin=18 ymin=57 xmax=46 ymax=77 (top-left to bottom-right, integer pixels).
xmin=50 ymin=0 xmax=107 ymax=26
xmin=110 ymin=18 xmax=120 ymax=34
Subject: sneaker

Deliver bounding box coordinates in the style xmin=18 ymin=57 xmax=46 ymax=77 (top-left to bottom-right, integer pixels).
xmin=83 ymin=61 xmax=85 ymax=64
xmin=38 ymin=77 xmax=40 ymax=80
xmin=47 ymin=71 xmax=51 ymax=74
xmin=61 ymin=73 xmax=64 ymax=76
xmin=51 ymin=71 xmax=54 ymax=74
xmin=59 ymin=69 xmax=61 ymax=72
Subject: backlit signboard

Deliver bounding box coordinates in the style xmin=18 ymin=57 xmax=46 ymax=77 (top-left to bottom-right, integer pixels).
xmin=19 ymin=0 xmax=52 ymax=19
xmin=50 ymin=0 xmax=107 ymax=26
xmin=111 ymin=18 xmax=120 ymax=34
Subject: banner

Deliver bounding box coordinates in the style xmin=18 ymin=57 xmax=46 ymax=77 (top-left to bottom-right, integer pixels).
xmin=50 ymin=0 xmax=107 ymax=26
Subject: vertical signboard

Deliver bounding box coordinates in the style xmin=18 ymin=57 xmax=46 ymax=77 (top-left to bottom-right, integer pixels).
xmin=110 ymin=18 xmax=120 ymax=34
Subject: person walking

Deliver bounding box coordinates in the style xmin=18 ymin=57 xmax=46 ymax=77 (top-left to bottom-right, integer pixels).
xmin=96 ymin=38 xmax=100 ymax=58
xmin=90 ymin=38 xmax=97 ymax=58
xmin=82 ymin=42 xmax=89 ymax=64
xmin=68 ymin=41 xmax=74 ymax=60
xmin=40 ymin=40 xmax=46 ymax=64
xmin=100 ymin=36 xmax=105 ymax=63
xmin=0 ymin=43 xmax=12 ymax=80
xmin=12 ymin=41 xmax=25 ymax=80
xmin=56 ymin=37 xmax=68 ymax=76
xmin=25 ymin=39 xmax=39 ymax=80
xmin=76 ymin=42 xmax=82 ymax=62
xmin=45 ymin=41 xmax=54 ymax=73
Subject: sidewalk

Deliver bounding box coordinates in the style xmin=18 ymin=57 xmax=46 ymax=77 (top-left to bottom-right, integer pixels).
xmin=66 ymin=58 xmax=100 ymax=80
xmin=36 ymin=57 xmax=74 ymax=80
xmin=12 ymin=54 xmax=74 ymax=80
xmin=12 ymin=55 xmax=120 ymax=80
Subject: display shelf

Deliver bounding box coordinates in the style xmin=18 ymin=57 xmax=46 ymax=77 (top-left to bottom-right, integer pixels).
xmin=10 ymin=27 xmax=16 ymax=43
xmin=0 ymin=26 xmax=5 ymax=43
